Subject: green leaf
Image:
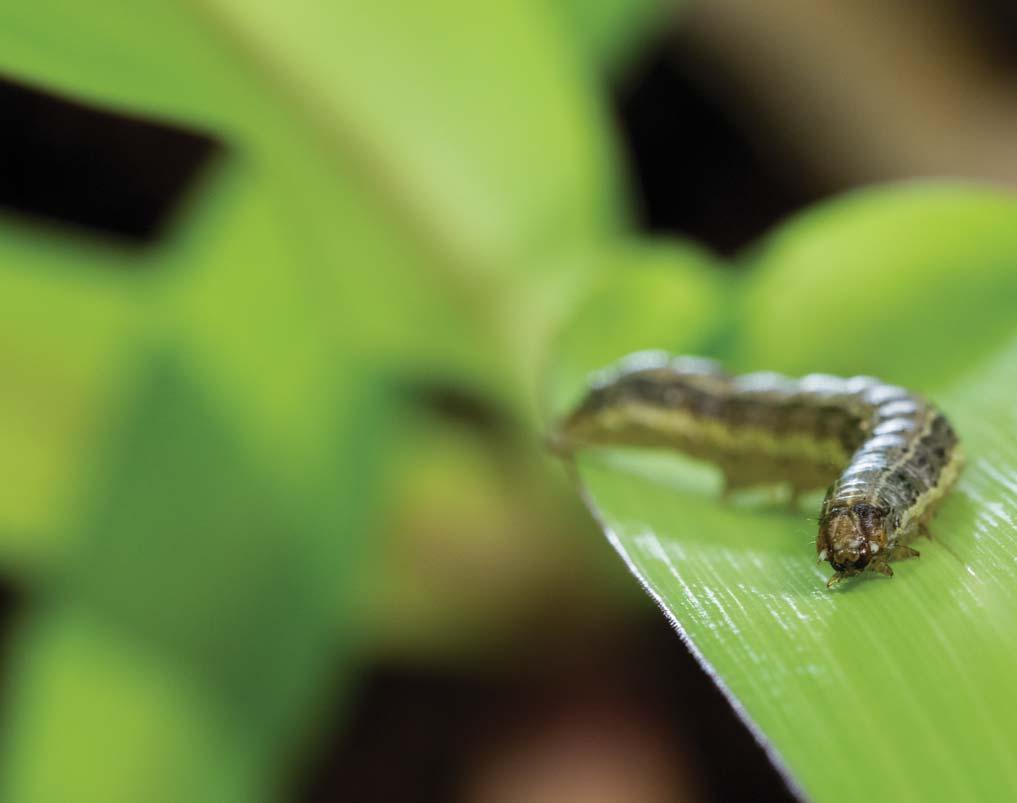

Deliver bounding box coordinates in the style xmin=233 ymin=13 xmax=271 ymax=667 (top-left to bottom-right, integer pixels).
xmin=0 ymin=346 xmax=395 ymax=795
xmin=0 ymin=1 xmax=627 ymax=560
xmin=193 ymin=0 xmax=625 ymax=272
xmin=548 ymin=238 xmax=730 ymax=416
xmin=0 ymin=609 xmax=258 ymax=803
xmin=553 ymin=0 xmax=671 ymax=76
xmin=571 ymin=183 xmax=1017 ymax=801
xmin=735 ymin=182 xmax=1017 ymax=389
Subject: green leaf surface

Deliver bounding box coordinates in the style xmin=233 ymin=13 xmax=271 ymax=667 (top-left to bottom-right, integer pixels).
xmin=571 ymin=183 xmax=1017 ymax=802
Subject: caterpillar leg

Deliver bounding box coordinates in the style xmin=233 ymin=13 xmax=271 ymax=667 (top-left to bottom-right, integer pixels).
xmin=890 ymin=544 xmax=921 ymax=562
xmin=720 ymin=463 xmax=759 ymax=499
xmin=856 ymin=545 xmax=919 ymax=583
xmin=721 ymin=471 xmax=805 ymax=510
xmin=719 ymin=476 xmax=738 ymax=501
xmin=789 ymin=485 xmax=809 ymax=511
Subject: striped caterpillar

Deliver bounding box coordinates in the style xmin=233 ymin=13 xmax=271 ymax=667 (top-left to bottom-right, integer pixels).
xmin=553 ymin=353 xmax=963 ymax=587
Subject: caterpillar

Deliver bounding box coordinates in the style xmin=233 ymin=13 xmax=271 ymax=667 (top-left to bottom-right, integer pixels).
xmin=553 ymin=352 xmax=963 ymax=587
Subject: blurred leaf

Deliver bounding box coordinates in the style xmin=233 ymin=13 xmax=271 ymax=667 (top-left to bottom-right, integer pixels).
xmin=1 ymin=348 xmax=395 ymax=799
xmin=0 ymin=226 xmax=139 ymax=556
xmin=0 ymin=1 xmax=521 ymax=390
xmin=548 ymin=239 xmax=729 ymax=416
xmin=0 ymin=1 xmax=257 ymax=128
xmin=554 ymin=0 xmax=672 ymax=76
xmin=735 ymin=182 xmax=1017 ymax=389
xmin=357 ymin=404 xmax=625 ymax=664
xmin=569 ymin=183 xmax=1017 ymax=801
xmin=0 ymin=609 xmax=257 ymax=803
xmin=186 ymin=0 xmax=634 ymax=408
xmin=0 ymin=0 xmax=633 ymax=581
xmin=194 ymin=0 xmax=626 ymax=275
xmin=67 ymin=356 xmax=327 ymax=716
xmin=0 ymin=0 xmax=630 ymax=561
xmin=0 ymin=0 xmax=637 ymax=798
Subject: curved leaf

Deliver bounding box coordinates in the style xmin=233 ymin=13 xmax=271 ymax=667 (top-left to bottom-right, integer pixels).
xmin=736 ymin=182 xmax=1017 ymax=389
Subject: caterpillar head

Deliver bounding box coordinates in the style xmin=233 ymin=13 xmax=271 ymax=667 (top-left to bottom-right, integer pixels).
xmin=817 ymin=502 xmax=891 ymax=582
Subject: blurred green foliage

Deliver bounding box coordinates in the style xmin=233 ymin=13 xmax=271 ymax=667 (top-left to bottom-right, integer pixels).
xmin=0 ymin=1 xmax=667 ymax=800
xmin=736 ymin=183 xmax=1017 ymax=388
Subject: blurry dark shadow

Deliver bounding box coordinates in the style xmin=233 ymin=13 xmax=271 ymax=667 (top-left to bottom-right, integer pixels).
xmin=0 ymin=74 xmax=220 ymax=246
xmin=296 ymin=609 xmax=799 ymax=803
xmin=966 ymin=0 xmax=1017 ymax=67
xmin=0 ymin=579 xmax=23 ymax=710
xmin=611 ymin=32 xmax=823 ymax=256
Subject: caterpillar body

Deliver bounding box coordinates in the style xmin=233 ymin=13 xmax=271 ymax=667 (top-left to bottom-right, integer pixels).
xmin=554 ymin=353 xmax=963 ymax=587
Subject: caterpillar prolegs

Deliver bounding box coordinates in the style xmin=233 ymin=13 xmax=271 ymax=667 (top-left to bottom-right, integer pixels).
xmin=553 ymin=353 xmax=963 ymax=587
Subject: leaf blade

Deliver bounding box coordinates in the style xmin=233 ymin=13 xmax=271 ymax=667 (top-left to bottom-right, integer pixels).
xmin=572 ymin=184 xmax=1017 ymax=801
